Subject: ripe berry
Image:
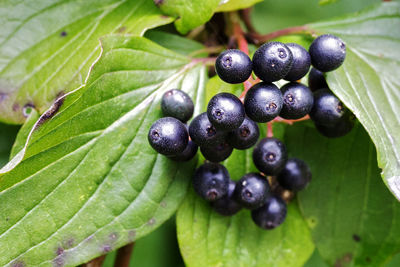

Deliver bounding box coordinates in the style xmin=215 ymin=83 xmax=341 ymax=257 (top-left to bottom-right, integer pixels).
xmin=148 ymin=117 xmax=188 ymax=155
xmin=207 ymin=93 xmax=245 ymax=131
xmin=284 ymin=43 xmax=311 ymax=81
xmin=215 ymin=49 xmax=253 ymax=84
xmin=200 ymin=141 xmax=233 ymax=162
xmin=169 ymin=140 xmax=198 ymax=162
xmin=280 ymin=82 xmax=314 ymax=119
xmin=309 ymin=34 xmax=346 ymax=72
xmin=193 ymin=162 xmax=230 ymax=202
xmin=277 ymin=158 xmax=312 ymax=192
xmin=253 ymin=137 xmax=287 ymax=175
xmin=227 ymin=116 xmax=260 ymax=150
xmin=234 ymin=173 xmax=270 ymax=209
xmin=310 ymin=89 xmax=349 ymax=126
xmin=244 ymin=82 xmax=283 ymax=123
xmin=315 ymin=112 xmax=355 ymax=138
xmin=161 ymin=89 xmax=194 ymax=123
xmin=251 ymin=195 xmax=287 ymax=230
xmin=211 ymin=180 xmax=242 ymax=216
xmin=189 ymin=112 xmax=226 ymax=146
xmin=308 ymin=67 xmax=328 ymax=92
xmin=252 ymin=42 xmax=293 ymax=82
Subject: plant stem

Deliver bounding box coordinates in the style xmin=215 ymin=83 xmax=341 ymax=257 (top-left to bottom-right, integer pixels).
xmin=189 ymin=46 xmax=225 ymax=57
xmin=114 ymin=243 xmax=135 ymax=267
xmin=247 ymin=26 xmax=315 ymax=44
xmin=82 ymin=255 xmax=106 ymax=267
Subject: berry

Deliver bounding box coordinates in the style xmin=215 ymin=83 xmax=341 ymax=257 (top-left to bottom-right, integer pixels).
xmin=253 ymin=137 xmax=287 ymax=175
xmin=148 ymin=117 xmax=188 ymax=155
xmin=280 ymin=82 xmax=314 ymax=119
xmin=234 ymin=173 xmax=270 ymax=209
xmin=251 ymin=195 xmax=287 ymax=230
xmin=252 ymin=42 xmax=293 ymax=82
xmin=200 ymin=141 xmax=233 ymax=162
xmin=215 ymin=49 xmax=253 ymax=84
xmin=189 ymin=112 xmax=226 ymax=146
xmin=308 ymin=67 xmax=328 ymax=92
xmin=211 ymin=180 xmax=242 ymax=216
xmin=244 ymin=82 xmax=283 ymax=123
xmin=169 ymin=140 xmax=198 ymax=161
xmin=284 ymin=43 xmax=311 ymax=81
xmin=193 ymin=162 xmax=230 ymax=202
xmin=161 ymin=89 xmax=194 ymax=123
xmin=310 ymin=89 xmax=349 ymax=126
xmin=315 ymin=112 xmax=355 ymax=138
xmin=227 ymin=116 xmax=259 ymax=150
xmin=309 ymin=34 xmax=346 ymax=72
xmin=207 ymin=92 xmax=245 ymax=131
xmin=277 ymin=158 xmax=312 ymax=191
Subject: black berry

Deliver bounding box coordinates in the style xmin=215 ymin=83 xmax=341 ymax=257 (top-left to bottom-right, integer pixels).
xmin=251 ymin=195 xmax=287 ymax=230
xmin=284 ymin=43 xmax=311 ymax=81
xmin=189 ymin=112 xmax=226 ymax=146
xmin=207 ymin=92 xmax=245 ymax=131
xmin=161 ymin=89 xmax=194 ymax=123
xmin=193 ymin=162 xmax=230 ymax=202
xmin=234 ymin=173 xmax=270 ymax=209
xmin=227 ymin=116 xmax=259 ymax=150
xmin=211 ymin=180 xmax=242 ymax=216
xmin=308 ymin=67 xmax=328 ymax=92
xmin=252 ymin=42 xmax=293 ymax=82
xmin=168 ymin=140 xmax=198 ymax=161
xmin=215 ymin=49 xmax=253 ymax=84
xmin=309 ymin=34 xmax=346 ymax=72
xmin=200 ymin=141 xmax=233 ymax=162
xmin=148 ymin=117 xmax=188 ymax=156
xmin=315 ymin=112 xmax=355 ymax=138
xmin=280 ymin=82 xmax=314 ymax=119
xmin=310 ymin=89 xmax=348 ymax=126
xmin=244 ymin=82 xmax=283 ymax=123
xmin=253 ymin=137 xmax=287 ymax=175
xmin=277 ymin=158 xmax=312 ymax=192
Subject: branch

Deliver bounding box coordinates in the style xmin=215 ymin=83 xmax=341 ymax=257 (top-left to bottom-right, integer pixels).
xmin=247 ymin=26 xmax=315 ymax=44
xmin=83 ymin=255 xmax=106 ymax=267
xmin=114 ymin=243 xmax=135 ymax=267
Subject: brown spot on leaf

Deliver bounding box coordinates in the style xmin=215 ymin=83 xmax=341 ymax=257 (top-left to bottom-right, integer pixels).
xmin=154 ymin=0 xmax=164 ymax=6
xmin=102 ymin=245 xmax=112 ymax=253
xmin=22 ymin=103 xmax=35 ymax=117
xmin=56 ymin=247 xmax=64 ymax=256
xmin=160 ymin=201 xmax=167 ymax=208
xmin=12 ymin=261 xmax=25 ymax=267
xmin=34 ymin=95 xmax=65 ymax=129
xmin=117 ymin=26 xmax=126 ymax=33
xmin=109 ymin=232 xmax=118 ymax=241
xmin=12 ymin=103 xmax=20 ymax=112
xmin=63 ymin=238 xmax=74 ymax=249
xmin=352 ymin=234 xmax=361 ymax=242
xmin=53 ymin=256 xmax=64 ymax=267
xmin=335 ymin=253 xmax=353 ymax=267
xmin=147 ymin=218 xmax=156 ymax=226
xmin=60 ymin=31 xmax=67 ymax=37
xmin=0 ymin=92 xmax=7 ymax=102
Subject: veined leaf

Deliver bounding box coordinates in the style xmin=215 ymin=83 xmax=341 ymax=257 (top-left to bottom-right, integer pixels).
xmin=215 ymin=0 xmax=263 ymax=12
xmin=0 ymin=36 xmax=207 ymax=266
xmin=0 ymin=0 xmax=173 ymax=124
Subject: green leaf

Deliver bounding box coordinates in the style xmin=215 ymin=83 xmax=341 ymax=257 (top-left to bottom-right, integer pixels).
xmin=0 ymin=0 xmax=173 ymax=124
xmin=286 ymin=122 xmax=400 ymax=266
xmin=308 ymin=2 xmax=400 ymax=199
xmin=319 ymin=0 xmax=339 ymax=6
xmin=0 ymin=36 xmax=207 ymax=266
xmin=155 ymin=0 xmax=220 ymax=34
xmin=215 ymin=0 xmax=263 ymax=12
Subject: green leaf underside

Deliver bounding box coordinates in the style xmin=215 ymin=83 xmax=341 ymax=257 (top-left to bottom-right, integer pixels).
xmin=308 ymin=2 xmax=400 ymax=200
xmin=0 ymin=0 xmax=173 ymax=124
xmin=215 ymin=0 xmax=263 ymax=12
xmin=177 ymin=78 xmax=314 ymax=267
xmin=0 ymin=36 xmax=206 ymax=266
xmin=286 ymin=122 xmax=400 ymax=266
xmin=0 ymin=124 xmax=19 ymax=169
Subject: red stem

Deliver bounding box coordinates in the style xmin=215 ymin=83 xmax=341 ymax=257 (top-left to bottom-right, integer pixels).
xmin=114 ymin=243 xmax=135 ymax=267
xmin=247 ymin=26 xmax=314 ymax=44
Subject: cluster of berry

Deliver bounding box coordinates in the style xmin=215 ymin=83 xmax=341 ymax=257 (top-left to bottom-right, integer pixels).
xmin=147 ymin=34 xmax=350 ymax=229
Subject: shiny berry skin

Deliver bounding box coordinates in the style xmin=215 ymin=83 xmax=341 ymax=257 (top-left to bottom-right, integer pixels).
xmin=308 ymin=67 xmax=328 ymax=92
xmin=148 ymin=117 xmax=188 ymax=156
xmin=211 ymin=180 xmax=242 ymax=216
xmin=253 ymin=137 xmax=287 ymax=175
xmin=284 ymin=43 xmax=311 ymax=81
xmin=309 ymin=34 xmax=346 ymax=72
xmin=207 ymin=93 xmax=245 ymax=131
xmin=193 ymin=162 xmax=230 ymax=202
xmin=161 ymin=89 xmax=194 ymax=123
xmin=234 ymin=173 xmax=270 ymax=209
xmin=310 ymin=89 xmax=348 ymax=126
xmin=168 ymin=140 xmax=198 ymax=162
xmin=315 ymin=112 xmax=355 ymax=138
xmin=280 ymin=82 xmax=314 ymax=119
xmin=200 ymin=141 xmax=233 ymax=162
xmin=252 ymin=42 xmax=293 ymax=82
xmin=227 ymin=116 xmax=260 ymax=150
xmin=189 ymin=112 xmax=226 ymax=146
xmin=244 ymin=82 xmax=283 ymax=123
xmin=277 ymin=158 xmax=312 ymax=191
xmin=215 ymin=49 xmax=253 ymax=84
xmin=251 ymin=195 xmax=287 ymax=230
